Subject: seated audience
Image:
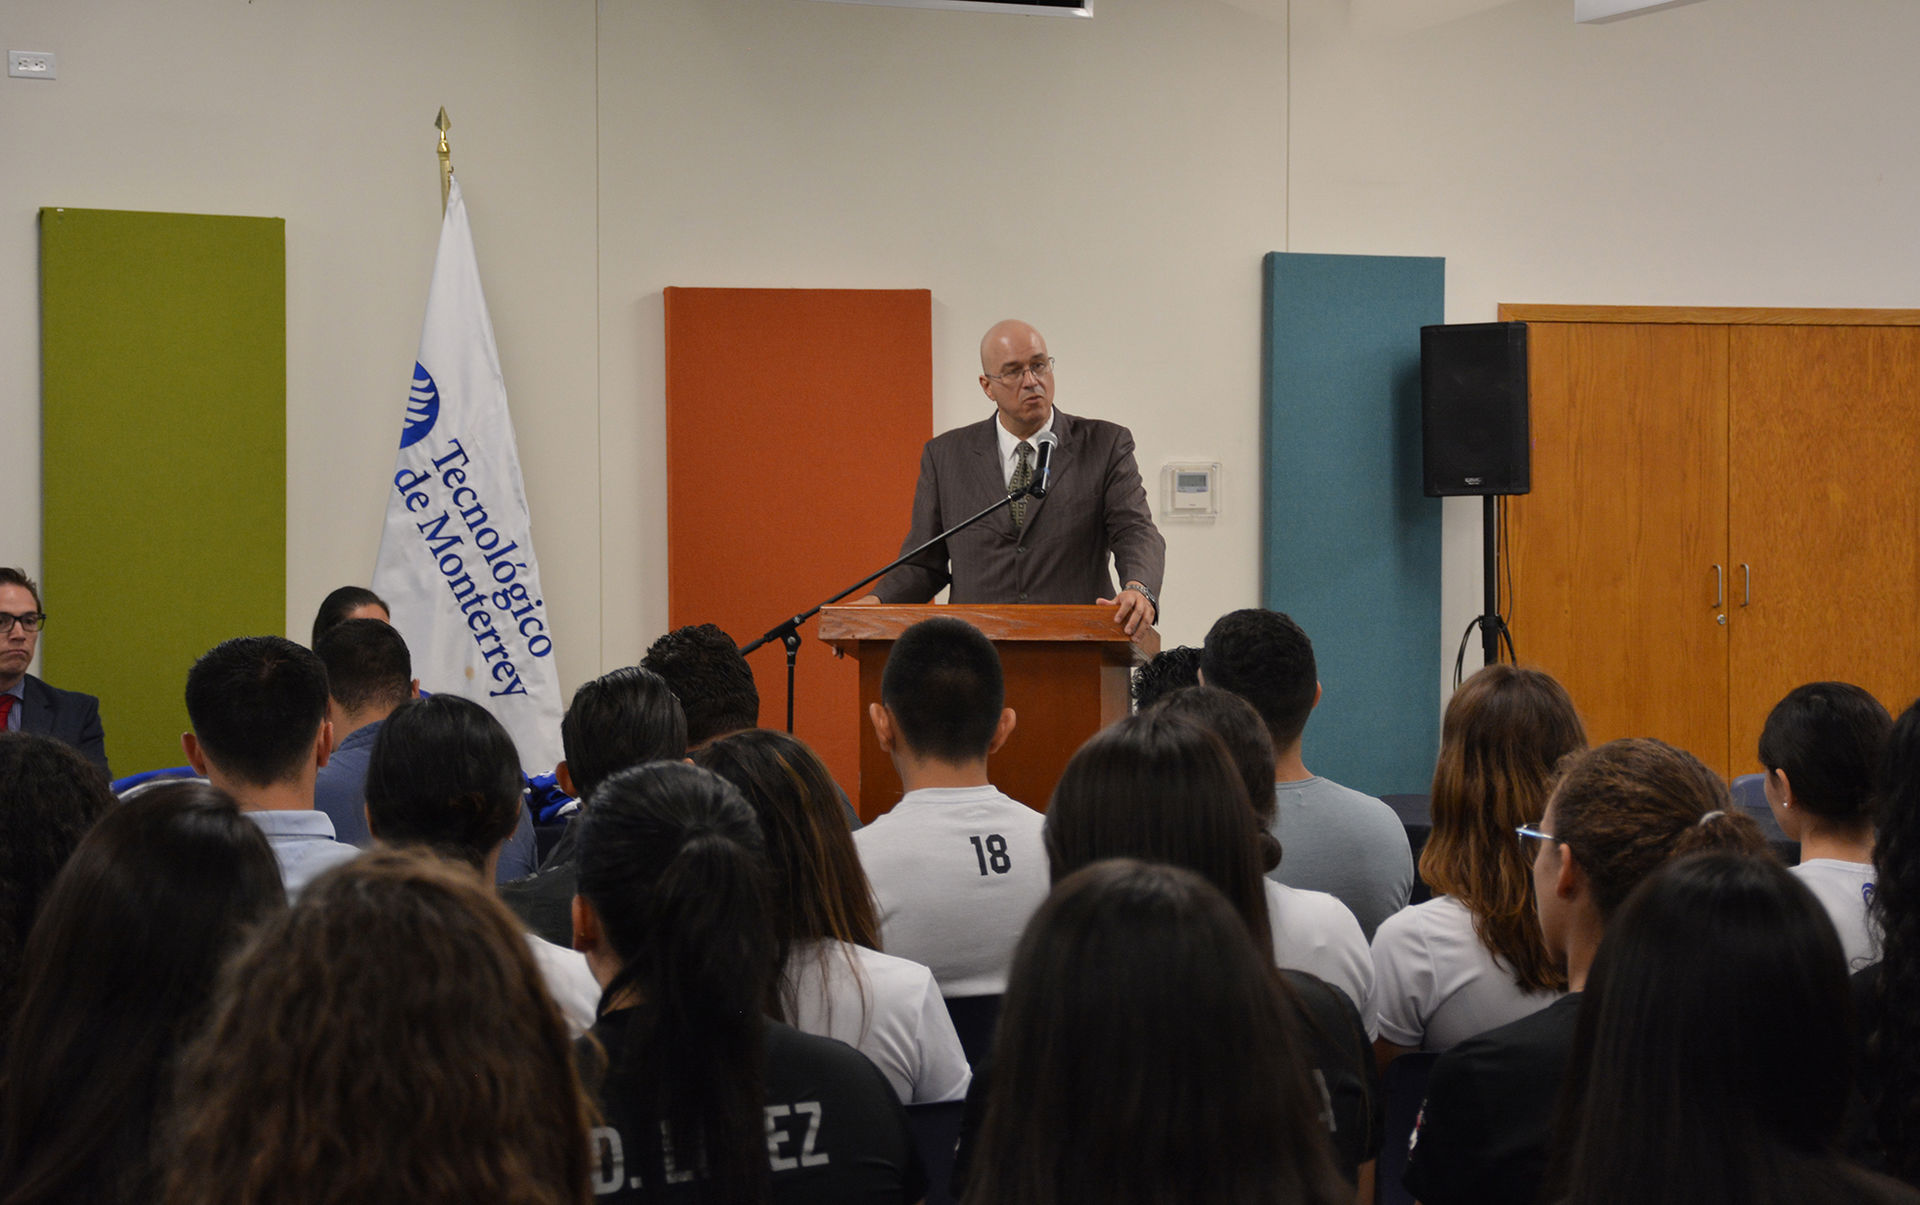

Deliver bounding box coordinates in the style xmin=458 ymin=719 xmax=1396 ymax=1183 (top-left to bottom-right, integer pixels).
xmin=1760 ymin=680 xmax=1892 ymax=968
xmin=961 ymin=860 xmax=1349 ymax=1205
xmin=311 ymin=617 xmax=419 ymax=847
xmin=696 ymin=728 xmax=970 ymax=1104
xmin=1370 ymin=665 xmax=1582 ymax=1060
xmin=1200 ymin=607 xmax=1413 ymax=938
xmin=0 ymin=783 xmax=285 ymax=1205
xmin=1153 ymin=684 xmax=1373 ymax=1024
xmin=572 ymin=762 xmax=924 ymax=1203
xmin=363 ymin=694 xmax=602 ymax=1034
xmin=501 ymin=665 xmax=687 ymax=946
xmin=162 ymin=848 xmax=591 ymax=1205
xmin=1129 ymin=643 xmax=1200 ymax=712
xmin=853 ymin=617 xmax=1047 ymax=998
xmin=640 ymin=623 xmax=762 ymax=749
xmin=1856 ymin=697 xmax=1920 ymax=1185
xmin=181 ymin=636 xmax=357 ymax=898
xmin=308 ymin=583 xmax=389 ymax=647
xmin=1405 ymin=737 xmax=1768 ymax=1205
xmin=0 ymin=732 xmax=115 ymax=1035
xmin=1547 ymin=852 xmax=1920 ymax=1205
xmin=1042 ymin=710 xmax=1378 ymax=1187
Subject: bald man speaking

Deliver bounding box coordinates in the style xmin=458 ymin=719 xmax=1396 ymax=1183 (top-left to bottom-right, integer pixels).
xmin=859 ymin=320 xmax=1165 ymax=634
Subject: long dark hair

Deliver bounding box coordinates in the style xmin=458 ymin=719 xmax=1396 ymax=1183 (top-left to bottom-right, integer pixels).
xmin=163 ymin=847 xmax=590 ymax=1205
xmin=963 ymin=860 xmax=1347 ymax=1205
xmin=0 ymin=782 xmax=285 ymax=1205
xmin=1045 ymin=710 xmax=1271 ymax=948
xmin=1551 ymin=853 xmax=1892 ymax=1205
xmin=1870 ymin=699 xmax=1920 ymax=1184
xmin=692 ymin=729 xmax=881 ymax=1023
xmin=575 ymin=762 xmax=776 ymax=1205
xmin=1423 ymin=665 xmax=1583 ymax=993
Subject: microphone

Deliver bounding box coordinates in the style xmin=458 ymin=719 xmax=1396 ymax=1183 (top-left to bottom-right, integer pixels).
xmin=1028 ymin=430 xmax=1058 ymax=499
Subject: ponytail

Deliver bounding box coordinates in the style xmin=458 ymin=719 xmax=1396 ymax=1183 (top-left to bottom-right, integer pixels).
xmin=577 ymin=762 xmax=775 ymax=1205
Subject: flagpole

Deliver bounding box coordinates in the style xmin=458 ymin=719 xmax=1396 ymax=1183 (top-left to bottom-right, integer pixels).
xmin=435 ymin=107 xmax=453 ymax=215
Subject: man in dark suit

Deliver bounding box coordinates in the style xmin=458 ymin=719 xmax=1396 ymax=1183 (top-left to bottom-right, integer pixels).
xmin=0 ymin=567 xmax=109 ymax=777
xmin=862 ymin=320 xmax=1166 ymax=634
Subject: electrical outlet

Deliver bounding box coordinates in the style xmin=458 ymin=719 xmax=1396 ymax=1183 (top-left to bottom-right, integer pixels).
xmin=8 ymin=50 xmax=58 ymax=80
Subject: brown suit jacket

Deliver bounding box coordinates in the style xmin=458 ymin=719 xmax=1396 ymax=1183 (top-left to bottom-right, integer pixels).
xmin=874 ymin=409 xmax=1165 ymax=609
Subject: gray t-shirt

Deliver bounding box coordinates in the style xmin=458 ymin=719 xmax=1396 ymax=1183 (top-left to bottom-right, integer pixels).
xmin=1268 ymin=776 xmax=1414 ymax=941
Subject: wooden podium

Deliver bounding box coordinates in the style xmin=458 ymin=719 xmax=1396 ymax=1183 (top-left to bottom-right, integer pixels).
xmin=818 ymin=605 xmax=1159 ymax=822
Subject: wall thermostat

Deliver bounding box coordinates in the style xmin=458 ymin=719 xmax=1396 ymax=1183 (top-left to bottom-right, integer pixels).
xmin=1161 ymin=462 xmax=1219 ymax=517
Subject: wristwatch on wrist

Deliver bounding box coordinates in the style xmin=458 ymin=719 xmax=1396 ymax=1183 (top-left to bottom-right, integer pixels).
xmin=1124 ymin=581 xmax=1158 ymax=621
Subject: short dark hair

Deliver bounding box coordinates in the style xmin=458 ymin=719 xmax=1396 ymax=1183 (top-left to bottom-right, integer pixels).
xmin=0 ymin=732 xmax=116 ymax=1027
xmin=1130 ymin=646 xmax=1202 ymax=712
xmin=184 ymin=636 xmax=330 ymax=787
xmin=1758 ymin=681 xmax=1892 ymax=825
xmin=879 ymin=617 xmax=1005 ymax=763
xmin=313 ymin=619 xmax=413 ymax=717
xmin=0 ymin=568 xmax=41 ymax=610
xmin=364 ymin=696 xmax=526 ymax=871
xmin=1200 ymin=609 xmax=1317 ymax=750
xmin=560 ymin=666 xmax=688 ymax=802
xmin=309 ymin=586 xmax=389 ymax=649
xmin=640 ymin=624 xmax=759 ymax=745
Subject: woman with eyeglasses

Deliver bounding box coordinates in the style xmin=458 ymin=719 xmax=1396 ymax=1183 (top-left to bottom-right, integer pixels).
xmin=1369 ymin=665 xmax=1584 ymax=1065
xmin=1403 ymin=738 xmax=1767 ymax=1205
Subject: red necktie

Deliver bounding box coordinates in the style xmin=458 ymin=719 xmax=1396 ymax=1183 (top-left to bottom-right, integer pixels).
xmin=0 ymin=695 xmax=14 ymax=731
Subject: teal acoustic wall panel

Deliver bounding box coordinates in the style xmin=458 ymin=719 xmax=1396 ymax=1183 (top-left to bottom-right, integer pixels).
xmin=1262 ymin=252 xmax=1443 ymax=796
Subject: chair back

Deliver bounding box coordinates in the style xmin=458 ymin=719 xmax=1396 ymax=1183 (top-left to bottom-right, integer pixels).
xmin=1377 ymin=1051 xmax=1439 ymax=1205
xmin=943 ymin=993 xmax=1003 ymax=1070
xmin=906 ymin=1100 xmax=966 ymax=1205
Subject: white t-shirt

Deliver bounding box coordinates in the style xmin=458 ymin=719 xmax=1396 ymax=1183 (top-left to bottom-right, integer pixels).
xmin=1793 ymin=858 xmax=1879 ymax=970
xmin=782 ymin=938 xmax=973 ymax=1104
xmin=526 ymin=933 xmax=601 ymax=1036
xmin=1367 ymin=894 xmax=1561 ymax=1052
xmin=1264 ymin=878 xmax=1377 ymax=1038
xmin=853 ymin=784 xmax=1049 ymax=998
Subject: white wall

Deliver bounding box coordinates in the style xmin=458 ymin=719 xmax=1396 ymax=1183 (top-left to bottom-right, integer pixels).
xmin=1287 ymin=0 xmax=1920 ymax=677
xmin=0 ymin=0 xmax=601 ymax=688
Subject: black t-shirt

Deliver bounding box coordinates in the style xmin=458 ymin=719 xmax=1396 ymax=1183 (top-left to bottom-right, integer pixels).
xmin=1402 ymin=991 xmax=1583 ymax=1205
xmin=500 ymin=849 xmax=577 ymax=947
xmin=579 ymin=1010 xmax=927 ymax=1204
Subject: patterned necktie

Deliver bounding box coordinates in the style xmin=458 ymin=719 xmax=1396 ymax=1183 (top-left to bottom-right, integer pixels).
xmin=0 ymin=694 xmax=13 ymax=731
xmin=1009 ymin=441 xmax=1034 ymax=530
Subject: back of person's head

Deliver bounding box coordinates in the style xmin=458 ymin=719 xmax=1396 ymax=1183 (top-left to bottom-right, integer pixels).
xmin=1553 ymin=852 xmax=1871 ymax=1205
xmin=574 ymin=761 xmax=774 ymax=1205
xmin=1045 ymin=710 xmax=1270 ymax=950
xmin=965 ymin=860 xmax=1347 ymax=1205
xmin=693 ymin=728 xmax=879 ymax=962
xmin=1199 ymin=608 xmax=1317 ymax=750
xmin=0 ymin=782 xmax=284 ymax=1205
xmin=313 ymin=617 xmax=412 ymax=718
xmin=364 ymin=695 xmax=525 ymax=871
xmin=1551 ymin=738 xmax=1769 ymax=921
xmin=183 ymin=636 xmax=329 ymax=786
xmin=1153 ymin=684 xmax=1283 ymax=871
xmin=309 ymin=585 xmax=389 ymax=648
xmin=1423 ymin=665 xmax=1586 ymax=993
xmin=639 ymin=624 xmax=759 ymax=746
xmin=879 ymin=617 xmax=1006 ymax=763
xmin=560 ymin=665 xmax=688 ymax=801
xmin=1869 ymin=698 xmax=1920 ymax=1186
xmin=163 ymin=847 xmax=589 ymax=1205
xmin=1131 ymin=645 xmax=1202 ymax=712
xmin=1759 ymin=681 xmax=1892 ymax=826
xmin=0 ymin=732 xmax=115 ymax=1027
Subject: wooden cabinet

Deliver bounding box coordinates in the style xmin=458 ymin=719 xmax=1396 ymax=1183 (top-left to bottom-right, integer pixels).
xmin=1497 ymin=307 xmax=1920 ymax=777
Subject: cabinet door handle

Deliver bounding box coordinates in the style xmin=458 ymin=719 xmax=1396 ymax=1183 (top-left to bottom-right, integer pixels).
xmin=1741 ymin=563 xmax=1751 ymax=606
xmin=1712 ymin=564 xmax=1723 ymax=609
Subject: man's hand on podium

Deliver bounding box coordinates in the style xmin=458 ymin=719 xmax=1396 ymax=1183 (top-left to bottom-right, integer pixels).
xmin=1100 ymin=585 xmax=1154 ymax=636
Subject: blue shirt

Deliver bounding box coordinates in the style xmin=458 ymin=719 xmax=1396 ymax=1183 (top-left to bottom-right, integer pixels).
xmin=244 ymin=808 xmax=361 ymax=900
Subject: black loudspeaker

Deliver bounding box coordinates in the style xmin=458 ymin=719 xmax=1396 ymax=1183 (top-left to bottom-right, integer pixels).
xmin=1421 ymin=322 xmax=1531 ymax=496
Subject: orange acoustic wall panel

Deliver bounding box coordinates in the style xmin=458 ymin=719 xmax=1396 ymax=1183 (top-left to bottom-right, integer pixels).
xmin=664 ymin=287 xmax=933 ymax=796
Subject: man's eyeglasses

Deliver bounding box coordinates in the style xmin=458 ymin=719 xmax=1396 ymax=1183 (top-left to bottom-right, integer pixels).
xmin=1515 ymin=824 xmax=1560 ymax=851
xmin=0 ymin=612 xmax=46 ymax=634
xmin=984 ymin=357 xmax=1055 ymax=385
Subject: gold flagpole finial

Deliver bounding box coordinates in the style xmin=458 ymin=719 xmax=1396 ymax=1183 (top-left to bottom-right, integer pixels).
xmin=435 ymin=107 xmax=453 ymax=215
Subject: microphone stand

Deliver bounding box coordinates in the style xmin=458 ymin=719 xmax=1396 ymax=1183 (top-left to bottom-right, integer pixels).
xmin=740 ymin=476 xmax=1047 ymax=733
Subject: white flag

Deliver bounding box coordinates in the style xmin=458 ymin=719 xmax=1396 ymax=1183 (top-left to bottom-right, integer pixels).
xmin=372 ymin=175 xmax=563 ymax=774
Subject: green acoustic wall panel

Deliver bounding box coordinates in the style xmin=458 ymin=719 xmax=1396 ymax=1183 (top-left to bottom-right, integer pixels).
xmin=40 ymin=207 xmax=285 ymax=777
xmin=1262 ymin=251 xmax=1443 ymax=797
